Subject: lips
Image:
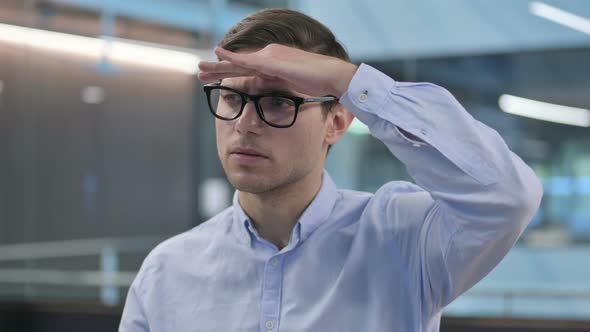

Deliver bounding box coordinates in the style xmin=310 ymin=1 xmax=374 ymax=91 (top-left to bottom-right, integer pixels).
xmin=230 ymin=147 xmax=268 ymax=159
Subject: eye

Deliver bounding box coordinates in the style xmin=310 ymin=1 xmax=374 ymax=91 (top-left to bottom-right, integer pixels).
xmin=271 ymin=98 xmax=291 ymax=107
xmin=221 ymin=92 xmax=242 ymax=105
xmin=263 ymin=97 xmax=294 ymax=110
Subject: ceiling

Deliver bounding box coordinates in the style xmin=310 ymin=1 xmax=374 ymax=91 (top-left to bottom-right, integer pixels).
xmin=12 ymin=0 xmax=590 ymax=60
xmin=1 ymin=0 xmax=589 ymax=61
xmin=299 ymin=0 xmax=590 ymax=61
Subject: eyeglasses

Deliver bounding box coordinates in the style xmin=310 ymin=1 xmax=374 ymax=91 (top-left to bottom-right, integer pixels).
xmin=203 ymin=82 xmax=338 ymax=128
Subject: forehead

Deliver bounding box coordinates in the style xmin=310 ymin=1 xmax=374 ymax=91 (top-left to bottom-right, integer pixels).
xmin=221 ymin=76 xmax=305 ymax=97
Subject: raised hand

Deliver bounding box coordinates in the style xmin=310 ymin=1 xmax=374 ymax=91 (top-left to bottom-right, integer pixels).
xmin=197 ymin=44 xmax=358 ymax=98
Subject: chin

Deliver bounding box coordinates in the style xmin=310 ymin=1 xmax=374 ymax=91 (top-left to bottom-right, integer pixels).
xmin=226 ymin=170 xmax=271 ymax=193
xmin=231 ymin=180 xmax=272 ymax=194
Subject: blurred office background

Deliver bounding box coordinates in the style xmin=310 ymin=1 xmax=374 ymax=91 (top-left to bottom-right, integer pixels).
xmin=0 ymin=0 xmax=589 ymax=331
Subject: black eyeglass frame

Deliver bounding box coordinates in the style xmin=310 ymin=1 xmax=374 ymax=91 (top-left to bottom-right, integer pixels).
xmin=203 ymin=82 xmax=339 ymax=128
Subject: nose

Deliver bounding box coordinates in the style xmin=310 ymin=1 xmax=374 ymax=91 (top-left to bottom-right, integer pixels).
xmin=235 ymin=100 xmax=263 ymax=134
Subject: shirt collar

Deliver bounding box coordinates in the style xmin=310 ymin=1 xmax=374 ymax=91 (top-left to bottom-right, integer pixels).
xmin=231 ymin=192 xmax=252 ymax=245
xmin=297 ymin=170 xmax=338 ymax=242
xmin=230 ymin=169 xmax=339 ymax=246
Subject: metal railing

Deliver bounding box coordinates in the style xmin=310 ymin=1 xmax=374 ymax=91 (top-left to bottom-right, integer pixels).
xmin=0 ymin=236 xmax=167 ymax=305
xmin=2 ymin=238 xmax=590 ymax=318
xmin=464 ymin=288 xmax=590 ymax=318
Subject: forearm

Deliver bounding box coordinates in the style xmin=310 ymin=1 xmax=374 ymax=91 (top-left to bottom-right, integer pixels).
xmin=339 ymin=64 xmax=542 ymax=230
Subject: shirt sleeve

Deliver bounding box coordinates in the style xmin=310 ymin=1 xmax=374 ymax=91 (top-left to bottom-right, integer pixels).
xmin=339 ymin=63 xmax=543 ymax=315
xmin=119 ymin=270 xmax=150 ymax=332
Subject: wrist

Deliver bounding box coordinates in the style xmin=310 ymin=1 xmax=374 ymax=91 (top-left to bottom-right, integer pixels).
xmin=333 ymin=62 xmax=359 ymax=97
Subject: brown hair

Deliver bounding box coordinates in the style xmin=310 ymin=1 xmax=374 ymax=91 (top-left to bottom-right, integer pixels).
xmin=218 ymin=8 xmax=351 ymax=116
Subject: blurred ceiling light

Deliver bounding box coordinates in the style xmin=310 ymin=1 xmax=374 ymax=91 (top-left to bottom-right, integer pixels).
xmin=108 ymin=37 xmax=200 ymax=74
xmin=529 ymin=1 xmax=590 ymax=35
xmin=0 ymin=23 xmax=201 ymax=74
xmin=499 ymin=94 xmax=590 ymax=127
xmin=81 ymin=86 xmax=105 ymax=104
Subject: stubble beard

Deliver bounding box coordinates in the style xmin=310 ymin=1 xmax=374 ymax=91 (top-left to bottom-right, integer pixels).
xmin=222 ymin=159 xmax=313 ymax=196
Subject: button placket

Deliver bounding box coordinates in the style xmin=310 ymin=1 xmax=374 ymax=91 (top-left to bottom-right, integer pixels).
xmin=271 ymin=257 xmax=279 ymax=266
xmin=265 ymin=320 xmax=274 ymax=330
xmin=260 ymin=255 xmax=283 ymax=331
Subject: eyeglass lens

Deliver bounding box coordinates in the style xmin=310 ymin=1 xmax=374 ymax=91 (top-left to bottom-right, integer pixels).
xmin=209 ymin=89 xmax=296 ymax=126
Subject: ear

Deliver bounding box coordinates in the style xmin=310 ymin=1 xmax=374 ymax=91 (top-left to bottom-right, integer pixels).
xmin=324 ymin=104 xmax=355 ymax=145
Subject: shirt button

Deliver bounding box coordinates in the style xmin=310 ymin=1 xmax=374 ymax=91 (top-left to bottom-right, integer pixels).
xmin=358 ymin=93 xmax=368 ymax=103
xmin=265 ymin=320 xmax=274 ymax=330
xmin=271 ymin=257 xmax=279 ymax=266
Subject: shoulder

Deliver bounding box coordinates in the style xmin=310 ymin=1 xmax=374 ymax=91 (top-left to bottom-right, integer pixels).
xmin=341 ymin=180 xmax=431 ymax=207
xmin=150 ymin=207 xmax=232 ymax=261
xmin=342 ymin=180 xmax=435 ymax=232
xmin=373 ymin=180 xmax=433 ymax=208
xmin=327 ymin=180 xmax=433 ymax=226
xmin=134 ymin=207 xmax=234 ymax=285
xmin=334 ymin=180 xmax=432 ymax=213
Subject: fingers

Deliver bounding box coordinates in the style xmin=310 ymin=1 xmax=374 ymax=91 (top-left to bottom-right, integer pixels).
xmin=197 ymin=70 xmax=259 ymax=83
xmin=197 ymin=59 xmax=257 ymax=82
xmin=198 ymin=47 xmax=280 ymax=83
xmin=214 ymin=47 xmax=261 ymax=70
xmin=198 ymin=60 xmax=244 ymax=74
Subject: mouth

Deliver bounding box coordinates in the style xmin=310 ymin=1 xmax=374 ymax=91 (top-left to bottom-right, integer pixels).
xmin=229 ymin=148 xmax=268 ymax=162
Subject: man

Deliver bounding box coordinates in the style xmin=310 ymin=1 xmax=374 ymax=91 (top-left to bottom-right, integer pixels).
xmin=120 ymin=8 xmax=542 ymax=332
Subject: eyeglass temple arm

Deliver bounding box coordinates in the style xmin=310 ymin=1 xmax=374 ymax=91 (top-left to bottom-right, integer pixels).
xmin=302 ymin=96 xmax=339 ymax=102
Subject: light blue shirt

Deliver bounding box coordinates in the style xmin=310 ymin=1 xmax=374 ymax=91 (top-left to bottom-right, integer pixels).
xmin=119 ymin=64 xmax=542 ymax=332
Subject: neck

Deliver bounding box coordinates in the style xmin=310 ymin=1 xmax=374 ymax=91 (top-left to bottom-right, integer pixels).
xmin=238 ymin=167 xmax=323 ymax=250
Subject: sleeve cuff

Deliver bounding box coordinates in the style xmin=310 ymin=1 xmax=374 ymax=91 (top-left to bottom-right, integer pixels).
xmin=340 ymin=63 xmax=396 ymax=117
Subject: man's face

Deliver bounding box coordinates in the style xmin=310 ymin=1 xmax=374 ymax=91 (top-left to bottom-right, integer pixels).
xmin=215 ymin=75 xmax=330 ymax=194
